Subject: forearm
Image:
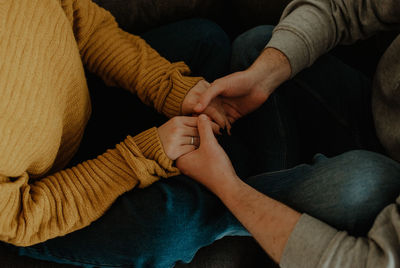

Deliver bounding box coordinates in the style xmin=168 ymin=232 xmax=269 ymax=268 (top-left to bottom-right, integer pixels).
xmin=0 ymin=148 xmax=136 ymax=246
xmin=0 ymin=130 xmax=178 ymax=246
xmin=212 ymin=176 xmax=301 ymax=263
xmin=66 ymin=0 xmax=202 ymax=117
xmin=177 ymin=114 xmax=400 ymax=267
xmin=213 ymin=175 xmax=400 ymax=267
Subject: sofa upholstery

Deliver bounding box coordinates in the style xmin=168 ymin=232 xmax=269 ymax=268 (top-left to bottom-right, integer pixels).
xmin=92 ymin=0 xmax=291 ymax=37
xmin=93 ymin=0 xmax=225 ymax=34
xmin=93 ymin=0 xmax=397 ymax=76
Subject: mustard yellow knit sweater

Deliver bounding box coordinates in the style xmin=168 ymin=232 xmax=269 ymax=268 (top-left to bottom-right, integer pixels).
xmin=0 ymin=0 xmax=202 ymax=246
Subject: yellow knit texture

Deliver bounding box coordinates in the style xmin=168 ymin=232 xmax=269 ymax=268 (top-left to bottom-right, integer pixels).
xmin=0 ymin=0 xmax=202 ymax=246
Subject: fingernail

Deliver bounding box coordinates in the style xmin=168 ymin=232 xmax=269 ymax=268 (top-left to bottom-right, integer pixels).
xmin=195 ymin=103 xmax=202 ymax=111
xmin=220 ymin=128 xmax=227 ymax=136
xmin=199 ymin=114 xmax=207 ymax=120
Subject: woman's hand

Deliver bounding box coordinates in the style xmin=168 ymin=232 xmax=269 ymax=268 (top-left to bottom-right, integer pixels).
xmin=182 ymin=80 xmax=231 ymax=131
xmin=157 ymin=116 xmax=221 ymax=161
xmin=176 ymin=114 xmax=238 ymax=194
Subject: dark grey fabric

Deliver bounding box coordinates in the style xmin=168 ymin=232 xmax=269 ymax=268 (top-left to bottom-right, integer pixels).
xmin=232 ymin=0 xmax=292 ymax=30
xmin=175 ymin=237 xmax=276 ymax=268
xmin=0 ymin=242 xmax=72 ymax=268
xmin=1 ymin=237 xmax=274 ymax=268
xmin=92 ymin=0 xmax=294 ymax=37
xmin=93 ymin=0 xmax=227 ymax=34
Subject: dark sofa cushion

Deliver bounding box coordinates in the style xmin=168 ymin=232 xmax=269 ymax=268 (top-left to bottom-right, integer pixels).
xmin=93 ymin=0 xmax=228 ymax=34
xmin=176 ymin=237 xmax=277 ymax=268
xmin=232 ymin=0 xmax=292 ymax=32
xmin=0 ymin=242 xmax=73 ymax=268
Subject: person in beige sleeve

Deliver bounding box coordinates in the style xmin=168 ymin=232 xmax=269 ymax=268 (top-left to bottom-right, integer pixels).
xmin=187 ymin=0 xmax=400 ymax=267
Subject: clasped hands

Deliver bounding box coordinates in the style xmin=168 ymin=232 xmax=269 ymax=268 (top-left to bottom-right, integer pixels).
xmin=157 ymin=70 xmax=273 ymax=192
xmin=158 ymin=48 xmax=291 ymax=192
xmin=158 ymin=70 xmax=270 ymax=160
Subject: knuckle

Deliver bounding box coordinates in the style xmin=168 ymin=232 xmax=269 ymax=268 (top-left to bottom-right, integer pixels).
xmin=177 ymin=160 xmax=187 ymax=171
xmin=176 ymin=159 xmax=182 ymax=168
xmin=201 ymin=80 xmax=210 ymax=88
xmin=187 ymin=99 xmax=196 ymax=106
xmin=172 ymin=125 xmax=182 ymax=134
xmin=171 ymin=117 xmax=183 ymax=126
xmin=212 ymin=78 xmax=221 ymax=85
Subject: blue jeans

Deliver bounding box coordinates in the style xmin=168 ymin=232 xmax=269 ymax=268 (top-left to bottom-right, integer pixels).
xmin=16 ymin=24 xmax=400 ymax=268
xmin=18 ymin=152 xmax=400 ymax=267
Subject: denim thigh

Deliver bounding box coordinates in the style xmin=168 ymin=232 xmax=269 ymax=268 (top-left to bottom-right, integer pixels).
xmin=231 ymin=25 xmax=383 ymax=165
xmin=20 ymin=151 xmax=400 ymax=267
xmin=246 ymin=150 xmax=400 ymax=236
xmin=140 ymin=18 xmax=231 ymax=82
xmin=19 ymin=175 xmax=246 ymax=268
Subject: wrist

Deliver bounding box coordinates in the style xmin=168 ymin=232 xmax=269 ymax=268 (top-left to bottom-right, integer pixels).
xmin=247 ymin=47 xmax=291 ymax=96
xmin=181 ymin=79 xmax=207 ymax=115
xmin=165 ymin=76 xmax=203 ymax=117
xmin=211 ymin=174 xmax=244 ymax=201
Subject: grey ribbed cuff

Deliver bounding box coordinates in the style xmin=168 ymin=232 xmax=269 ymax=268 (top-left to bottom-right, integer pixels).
xmin=266 ymin=27 xmax=311 ymax=78
xmin=280 ymin=214 xmax=338 ymax=268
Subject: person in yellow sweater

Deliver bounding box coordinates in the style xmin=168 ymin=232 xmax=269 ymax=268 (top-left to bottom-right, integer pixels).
xmin=0 ymin=0 xmax=238 ymax=267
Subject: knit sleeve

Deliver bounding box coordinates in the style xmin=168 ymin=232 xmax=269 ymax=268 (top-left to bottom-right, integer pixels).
xmin=62 ymin=0 xmax=203 ymax=118
xmin=0 ymin=129 xmax=179 ymax=247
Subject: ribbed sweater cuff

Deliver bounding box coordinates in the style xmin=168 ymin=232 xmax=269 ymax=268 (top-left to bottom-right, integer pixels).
xmin=132 ymin=127 xmax=174 ymax=170
xmin=162 ymin=75 xmax=203 ymax=118
xmin=0 ymin=175 xmax=9 ymax=183
xmin=266 ymin=27 xmax=311 ymax=78
xmin=280 ymin=214 xmax=338 ymax=268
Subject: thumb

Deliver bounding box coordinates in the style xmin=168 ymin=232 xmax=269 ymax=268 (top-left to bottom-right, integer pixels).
xmin=197 ymin=114 xmax=217 ymax=145
xmin=194 ymin=83 xmax=225 ymax=113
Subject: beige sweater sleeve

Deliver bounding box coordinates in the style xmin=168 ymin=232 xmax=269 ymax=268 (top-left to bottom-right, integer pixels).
xmin=264 ymin=0 xmax=400 ymax=267
xmin=62 ymin=0 xmax=203 ymax=118
xmin=281 ymin=200 xmax=400 ymax=268
xmin=266 ymin=0 xmax=400 ymax=77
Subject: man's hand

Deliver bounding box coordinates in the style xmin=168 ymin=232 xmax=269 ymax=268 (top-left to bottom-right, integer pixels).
xmin=194 ymin=48 xmax=291 ymax=130
xmin=176 ymin=114 xmax=238 ymax=194
xmin=182 ymin=80 xmax=230 ymax=130
xmin=177 ymin=114 xmax=301 ymax=265
xmin=157 ymin=116 xmax=220 ymax=161
xmin=177 ymin=114 xmax=301 ymax=263
xmin=194 ymin=71 xmax=271 ymax=127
